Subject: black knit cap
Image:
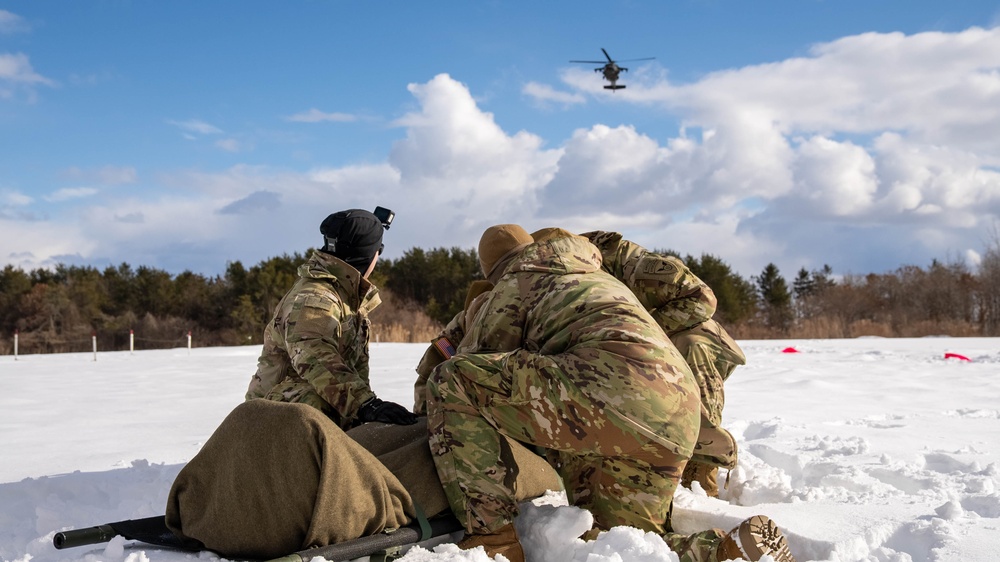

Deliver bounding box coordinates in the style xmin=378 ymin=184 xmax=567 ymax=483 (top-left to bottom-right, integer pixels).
xmin=319 ymin=209 xmax=384 ymax=272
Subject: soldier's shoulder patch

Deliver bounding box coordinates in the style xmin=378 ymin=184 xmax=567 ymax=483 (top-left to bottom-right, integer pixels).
xmin=299 ymin=294 xmax=337 ymax=312
xmin=638 ymin=256 xmax=678 ymax=277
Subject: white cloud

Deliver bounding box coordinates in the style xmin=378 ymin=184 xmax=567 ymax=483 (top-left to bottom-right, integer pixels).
xmin=650 ymin=210 xmax=782 ymax=276
xmin=167 ymin=119 xmax=223 ymax=135
xmin=61 ymin=166 xmax=137 ymax=186
xmin=6 ymin=29 xmax=1000 ymax=280
xmin=215 ymin=138 xmax=243 ymax=153
xmin=44 ymin=187 xmax=99 ymax=202
xmin=0 ymin=75 xmax=562 ymax=273
xmin=114 ymin=212 xmax=144 ymax=224
xmin=217 ymin=191 xmax=282 ymax=215
xmin=790 ymin=136 xmax=879 ymax=216
xmin=869 ymin=133 xmax=1000 ymax=226
xmin=0 ymin=53 xmax=51 ymax=83
xmin=1 ymin=189 xmax=33 ymax=206
xmin=0 ymin=10 xmax=28 ymax=34
xmin=0 ymin=52 xmax=55 ymax=100
xmin=1 ymin=189 xmax=38 ymax=222
xmin=522 ymin=82 xmax=586 ymax=106
xmin=539 ymin=124 xmax=665 ymax=216
xmin=536 ymin=110 xmax=796 ymax=227
xmin=387 ymin=74 xmax=561 ymax=230
xmin=660 ymin=27 xmax=1000 ymax=159
xmin=542 ymin=26 xmax=1000 ymax=275
xmin=285 ymin=108 xmax=360 ymax=123
xmin=307 ymin=163 xmax=400 ymax=200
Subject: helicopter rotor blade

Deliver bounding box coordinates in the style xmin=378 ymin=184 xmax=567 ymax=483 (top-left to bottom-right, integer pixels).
xmin=616 ymin=57 xmax=656 ymax=62
xmin=569 ymin=60 xmax=607 ymax=63
xmin=601 ymin=48 xmax=614 ymax=62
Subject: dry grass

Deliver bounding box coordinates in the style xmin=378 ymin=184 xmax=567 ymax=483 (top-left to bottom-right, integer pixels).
xmin=369 ymin=289 xmax=443 ymax=343
xmin=728 ymin=315 xmax=983 ymax=340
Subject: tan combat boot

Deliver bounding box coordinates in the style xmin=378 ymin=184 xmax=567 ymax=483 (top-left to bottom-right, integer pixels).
xmin=716 ymin=515 xmax=795 ymax=562
xmin=682 ymin=461 xmax=720 ymax=497
xmin=457 ymin=522 xmax=525 ymax=562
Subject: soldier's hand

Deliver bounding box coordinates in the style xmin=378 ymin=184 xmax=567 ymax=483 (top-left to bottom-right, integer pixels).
xmin=358 ymin=397 xmax=419 ymax=425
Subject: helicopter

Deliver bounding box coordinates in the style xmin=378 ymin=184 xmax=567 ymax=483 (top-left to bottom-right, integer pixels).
xmin=570 ymin=48 xmax=655 ymax=91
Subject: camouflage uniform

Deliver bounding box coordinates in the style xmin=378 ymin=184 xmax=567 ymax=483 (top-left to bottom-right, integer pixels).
xmin=426 ymin=233 xmax=726 ymax=559
xmin=246 ymin=251 xmax=380 ymax=429
xmin=416 ymin=231 xmax=744 ymax=491
xmin=672 ymin=318 xmax=746 ymax=493
xmin=580 ymin=231 xmax=745 ymax=494
xmin=413 ymin=309 xmax=465 ymax=415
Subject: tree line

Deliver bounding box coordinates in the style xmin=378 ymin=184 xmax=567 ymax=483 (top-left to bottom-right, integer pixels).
xmin=0 ymin=248 xmax=471 ymax=355
xmin=2 ymin=239 xmax=999 ymax=355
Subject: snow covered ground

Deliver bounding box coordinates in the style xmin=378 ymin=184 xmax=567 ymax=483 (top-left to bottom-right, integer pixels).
xmin=2 ymin=337 xmax=998 ymax=562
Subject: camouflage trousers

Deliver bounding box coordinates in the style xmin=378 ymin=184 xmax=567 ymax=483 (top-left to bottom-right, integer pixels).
xmin=427 ymin=352 xmax=726 ymax=561
xmin=673 ymin=320 xmax=745 ymax=495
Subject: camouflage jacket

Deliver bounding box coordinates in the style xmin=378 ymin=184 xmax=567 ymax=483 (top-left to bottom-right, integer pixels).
xmin=246 ymin=251 xmax=380 ymax=428
xmin=456 ymin=234 xmax=700 ymax=455
xmin=581 ymin=231 xmax=717 ymax=336
xmin=414 ymin=230 xmax=722 ymax=414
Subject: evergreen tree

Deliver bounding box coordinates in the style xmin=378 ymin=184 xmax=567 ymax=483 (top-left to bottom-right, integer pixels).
xmin=684 ymin=253 xmax=758 ymax=325
xmin=0 ymin=265 xmax=32 ymax=334
xmin=230 ymin=294 xmax=261 ymax=343
xmin=813 ymin=264 xmax=835 ymax=293
xmin=102 ymin=263 xmax=138 ymax=316
xmin=792 ymin=268 xmax=814 ymax=300
xmin=134 ymin=266 xmax=174 ymax=318
xmin=384 ymin=247 xmax=482 ymax=325
xmin=755 ymin=263 xmax=793 ymax=332
xmin=250 ymin=253 xmax=305 ymax=322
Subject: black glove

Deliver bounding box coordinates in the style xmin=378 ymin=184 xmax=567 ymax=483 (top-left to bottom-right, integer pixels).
xmin=358 ymin=397 xmax=419 ymax=425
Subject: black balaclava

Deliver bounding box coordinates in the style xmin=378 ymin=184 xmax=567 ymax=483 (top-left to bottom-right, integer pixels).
xmin=319 ymin=209 xmax=384 ymax=273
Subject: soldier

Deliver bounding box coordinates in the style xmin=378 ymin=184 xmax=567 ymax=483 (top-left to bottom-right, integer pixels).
xmin=246 ymin=207 xmax=417 ymax=429
xmin=578 ymin=230 xmax=745 ymax=498
xmin=414 ymin=229 xmax=743 ymax=497
xmin=425 ymin=225 xmax=794 ymax=562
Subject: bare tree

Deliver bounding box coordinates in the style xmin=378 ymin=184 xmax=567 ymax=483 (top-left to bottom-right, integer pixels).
xmin=978 ymin=222 xmax=1000 ymax=334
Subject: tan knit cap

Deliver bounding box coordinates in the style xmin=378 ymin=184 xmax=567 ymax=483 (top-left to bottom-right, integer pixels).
xmin=478 ymin=224 xmax=533 ymax=278
xmin=530 ymin=227 xmax=578 ymax=243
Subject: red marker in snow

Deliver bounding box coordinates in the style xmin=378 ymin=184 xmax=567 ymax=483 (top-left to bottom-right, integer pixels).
xmin=782 ymin=347 xmax=799 ymax=353
xmin=944 ymin=352 xmax=971 ymax=362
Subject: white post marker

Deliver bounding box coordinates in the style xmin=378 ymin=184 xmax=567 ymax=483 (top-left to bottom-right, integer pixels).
xmin=130 ymin=329 xmax=134 ymax=354
xmin=187 ymin=331 xmax=192 ymax=354
xmin=13 ymin=330 xmax=17 ymax=361
xmin=92 ymin=332 xmax=97 ymax=362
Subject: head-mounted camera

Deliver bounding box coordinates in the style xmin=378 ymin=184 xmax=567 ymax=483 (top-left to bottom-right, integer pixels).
xmin=373 ymin=206 xmax=394 ymax=230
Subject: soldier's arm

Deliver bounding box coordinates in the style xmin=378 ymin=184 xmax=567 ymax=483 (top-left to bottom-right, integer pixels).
xmin=461 ymin=277 xmax=528 ymax=354
xmin=636 ymin=252 xmax=718 ymax=335
xmin=413 ymin=310 xmax=466 ymax=414
xmin=413 ymin=280 xmax=494 ymax=413
xmin=284 ymin=294 xmax=376 ymax=427
xmin=582 ymin=231 xmax=717 ymax=335
xmin=245 ymin=324 xmax=278 ymax=400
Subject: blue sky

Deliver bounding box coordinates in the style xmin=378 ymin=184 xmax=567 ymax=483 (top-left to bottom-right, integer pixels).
xmin=2 ymin=1 xmax=999 ymax=280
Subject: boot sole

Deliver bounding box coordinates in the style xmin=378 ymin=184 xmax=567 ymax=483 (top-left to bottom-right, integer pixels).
xmin=736 ymin=515 xmax=796 ymax=562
